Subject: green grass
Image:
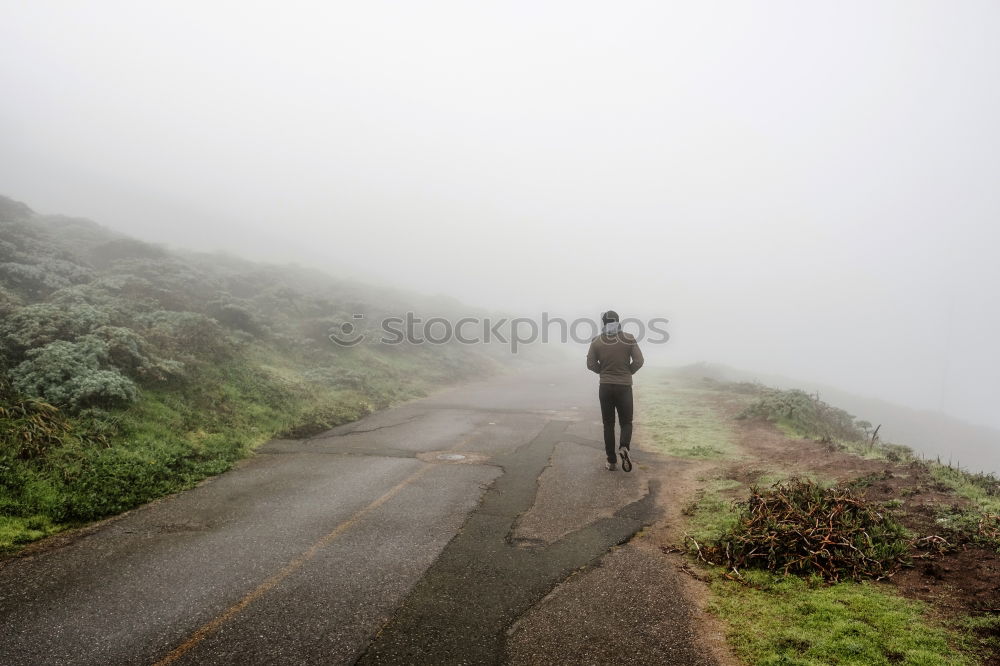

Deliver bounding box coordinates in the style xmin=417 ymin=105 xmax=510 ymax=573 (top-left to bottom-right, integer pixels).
xmin=929 ymin=464 xmax=1000 ymax=515
xmin=956 ymin=614 xmax=1000 ymax=661
xmin=834 ymin=438 xmax=922 ymax=465
xmin=636 ymin=373 xmax=741 ymax=460
xmin=709 ymin=570 xmax=971 ymax=666
xmin=0 ymin=515 xmax=63 ymax=547
xmin=683 ymin=478 xmax=742 ymax=543
xmin=927 ymin=464 xmax=1000 ymax=552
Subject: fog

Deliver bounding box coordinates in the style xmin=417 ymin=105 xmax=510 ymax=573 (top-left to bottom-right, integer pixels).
xmin=3 ymin=2 xmax=999 ymax=430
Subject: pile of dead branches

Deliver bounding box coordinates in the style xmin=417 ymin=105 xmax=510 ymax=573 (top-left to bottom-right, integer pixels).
xmin=977 ymin=513 xmax=1000 ymax=543
xmin=689 ymin=478 xmax=911 ymax=582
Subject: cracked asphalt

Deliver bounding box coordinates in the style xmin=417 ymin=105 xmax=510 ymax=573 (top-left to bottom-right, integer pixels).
xmin=0 ymin=362 xmax=717 ymax=665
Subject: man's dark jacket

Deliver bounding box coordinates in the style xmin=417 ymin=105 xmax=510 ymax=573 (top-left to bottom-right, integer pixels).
xmin=587 ymin=330 xmax=644 ymax=384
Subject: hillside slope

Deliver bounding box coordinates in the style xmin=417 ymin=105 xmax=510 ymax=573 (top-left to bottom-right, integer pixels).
xmin=0 ymin=195 xmax=520 ymax=550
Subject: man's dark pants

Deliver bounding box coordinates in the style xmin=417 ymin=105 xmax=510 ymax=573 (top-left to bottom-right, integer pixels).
xmin=599 ymin=383 xmax=633 ymax=464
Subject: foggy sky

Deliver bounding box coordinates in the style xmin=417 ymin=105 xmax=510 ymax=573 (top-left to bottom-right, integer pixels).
xmin=2 ymin=2 xmax=999 ymax=430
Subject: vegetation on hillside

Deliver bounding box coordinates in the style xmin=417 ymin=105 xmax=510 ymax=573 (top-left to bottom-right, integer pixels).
xmin=0 ymin=195 xmax=512 ymax=550
xmin=738 ymin=385 xmax=864 ymax=442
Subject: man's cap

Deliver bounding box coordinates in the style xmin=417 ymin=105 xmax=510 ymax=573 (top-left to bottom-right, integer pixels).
xmin=601 ymin=310 xmax=619 ymax=323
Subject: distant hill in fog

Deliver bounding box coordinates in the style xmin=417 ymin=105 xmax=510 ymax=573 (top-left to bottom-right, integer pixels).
xmin=677 ymin=362 xmax=1000 ymax=476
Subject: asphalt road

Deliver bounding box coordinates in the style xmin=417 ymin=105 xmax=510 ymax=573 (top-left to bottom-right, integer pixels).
xmin=0 ymin=362 xmax=711 ymax=665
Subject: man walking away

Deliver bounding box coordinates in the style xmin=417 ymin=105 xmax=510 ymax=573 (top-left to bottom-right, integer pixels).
xmin=586 ymin=310 xmax=644 ymax=471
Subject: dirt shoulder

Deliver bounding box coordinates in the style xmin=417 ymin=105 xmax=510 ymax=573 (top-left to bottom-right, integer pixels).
xmin=709 ymin=389 xmax=1000 ymax=632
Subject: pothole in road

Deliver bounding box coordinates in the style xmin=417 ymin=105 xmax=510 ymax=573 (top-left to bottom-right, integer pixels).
xmin=417 ymin=451 xmax=491 ymax=465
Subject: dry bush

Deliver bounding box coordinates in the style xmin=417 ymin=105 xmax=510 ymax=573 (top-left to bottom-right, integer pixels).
xmin=689 ymin=478 xmax=911 ymax=582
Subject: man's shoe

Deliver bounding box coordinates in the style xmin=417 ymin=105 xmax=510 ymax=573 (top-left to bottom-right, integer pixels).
xmin=605 ymin=461 xmax=618 ymax=471
xmin=619 ymin=446 xmax=632 ymax=473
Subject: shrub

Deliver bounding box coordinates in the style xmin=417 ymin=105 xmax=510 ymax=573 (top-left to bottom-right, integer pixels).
xmin=10 ymin=336 xmax=138 ymax=410
xmin=104 ymin=258 xmax=217 ymax=312
xmin=136 ymin=310 xmax=231 ymax=362
xmin=739 ymin=388 xmax=863 ymax=442
xmin=89 ymin=238 xmax=167 ymax=267
xmin=0 ymin=262 xmax=72 ymax=296
xmin=0 ymin=302 xmax=109 ymax=357
xmin=0 ymin=285 xmax=21 ymax=315
xmin=92 ymin=325 xmax=183 ymax=381
xmin=206 ymin=299 xmax=265 ymax=336
xmin=47 ymin=284 xmax=141 ymax=322
xmin=35 ymin=214 xmax=112 ymax=250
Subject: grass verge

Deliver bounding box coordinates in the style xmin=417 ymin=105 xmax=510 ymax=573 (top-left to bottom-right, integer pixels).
xmin=684 ymin=477 xmax=974 ymax=665
xmin=708 ymin=570 xmax=971 ymax=666
xmin=647 ymin=370 xmax=942 ymax=661
xmin=636 ymin=373 xmax=742 ymax=460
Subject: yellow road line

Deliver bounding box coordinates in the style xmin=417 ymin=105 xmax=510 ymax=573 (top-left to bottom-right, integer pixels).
xmin=153 ymin=464 xmax=432 ymax=666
